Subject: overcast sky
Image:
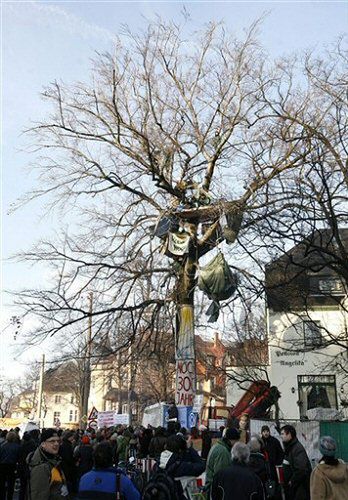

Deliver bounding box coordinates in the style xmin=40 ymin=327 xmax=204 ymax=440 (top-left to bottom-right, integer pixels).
xmin=1 ymin=0 xmax=347 ymax=378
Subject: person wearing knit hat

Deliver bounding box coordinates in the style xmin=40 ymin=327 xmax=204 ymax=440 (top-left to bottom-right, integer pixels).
xmin=310 ymin=436 xmax=348 ymax=500
xmin=205 ymin=427 xmax=240 ymax=496
xmin=74 ymin=434 xmax=94 ymax=483
xmin=260 ymin=425 xmax=284 ymax=484
xmin=319 ymin=436 xmax=337 ymax=457
xmin=27 ymin=428 xmax=69 ymax=499
xmin=40 ymin=428 xmax=60 ymax=444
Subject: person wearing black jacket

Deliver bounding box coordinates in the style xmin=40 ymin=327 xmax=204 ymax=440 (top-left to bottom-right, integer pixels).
xmin=18 ymin=432 xmax=37 ymax=500
xmin=148 ymin=427 xmax=167 ymax=460
xmin=0 ymin=431 xmax=21 ymax=500
xmin=280 ymin=425 xmax=311 ymax=500
xmin=139 ymin=428 xmax=153 ymax=458
xmin=200 ymin=426 xmax=212 ymax=461
xmin=59 ymin=430 xmax=77 ymax=495
xmin=74 ymin=436 xmax=94 ymax=482
xmin=260 ymin=425 xmax=284 ymax=480
xmin=159 ymin=434 xmax=205 ymax=500
xmin=212 ymin=442 xmax=265 ymax=500
xmin=167 ymin=401 xmax=179 ymax=435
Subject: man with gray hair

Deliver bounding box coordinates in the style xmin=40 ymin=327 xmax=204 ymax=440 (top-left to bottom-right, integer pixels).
xmin=211 ymin=442 xmax=265 ymax=499
xmin=248 ymin=435 xmax=268 ymax=484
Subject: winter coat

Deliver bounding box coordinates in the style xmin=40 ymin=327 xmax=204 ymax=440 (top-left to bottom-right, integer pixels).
xmin=211 ymin=462 xmax=265 ymax=500
xmin=74 ymin=444 xmax=94 ymax=477
xmin=27 ymin=446 xmax=70 ymax=500
xmin=261 ymin=435 xmax=284 ymax=481
xmin=283 ymin=437 xmax=311 ymax=500
xmin=139 ymin=429 xmax=153 ymax=458
xmin=205 ymin=438 xmax=232 ymax=492
xmin=0 ymin=441 xmax=20 ymax=465
xmin=148 ymin=435 xmax=167 ymax=459
xmin=59 ymin=439 xmax=77 ymax=487
xmin=168 ymin=404 xmax=179 ymax=420
xmin=248 ymin=452 xmax=268 ymax=484
xmin=201 ymin=431 xmax=212 ymax=460
xmin=159 ymin=447 xmax=205 ymax=500
xmin=310 ymin=460 xmax=348 ymax=500
xmin=116 ymin=434 xmax=130 ymax=464
xmin=78 ymin=467 xmax=140 ymax=499
xmin=19 ymin=439 xmax=37 ymax=466
xmin=261 ymin=435 xmax=284 ymax=466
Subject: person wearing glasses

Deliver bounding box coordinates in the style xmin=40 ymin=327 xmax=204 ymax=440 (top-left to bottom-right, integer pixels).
xmin=27 ymin=429 xmax=70 ymax=499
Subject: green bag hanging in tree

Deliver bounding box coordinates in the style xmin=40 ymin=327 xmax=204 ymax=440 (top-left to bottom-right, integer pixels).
xmin=198 ymin=252 xmax=238 ymax=322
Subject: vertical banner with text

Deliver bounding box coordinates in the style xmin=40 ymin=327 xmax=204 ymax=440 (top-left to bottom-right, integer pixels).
xmin=176 ymin=304 xmax=196 ymax=406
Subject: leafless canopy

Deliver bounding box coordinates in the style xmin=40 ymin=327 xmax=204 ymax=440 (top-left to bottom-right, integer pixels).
xmin=12 ymin=20 xmax=345 ymax=355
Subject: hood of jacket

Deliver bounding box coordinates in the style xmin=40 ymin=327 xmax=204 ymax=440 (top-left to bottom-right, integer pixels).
xmin=316 ymin=462 xmax=348 ymax=484
xmin=28 ymin=446 xmax=61 ymax=469
xmin=159 ymin=449 xmax=173 ymax=469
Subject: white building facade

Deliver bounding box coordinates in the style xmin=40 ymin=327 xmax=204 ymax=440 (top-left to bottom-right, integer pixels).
xmin=227 ymin=230 xmax=348 ymax=420
xmin=267 ymin=306 xmax=348 ymax=419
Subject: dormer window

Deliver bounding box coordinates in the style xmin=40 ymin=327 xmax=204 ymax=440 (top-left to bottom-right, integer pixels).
xmin=309 ymin=275 xmax=345 ymax=297
xmin=318 ymin=277 xmax=345 ymax=296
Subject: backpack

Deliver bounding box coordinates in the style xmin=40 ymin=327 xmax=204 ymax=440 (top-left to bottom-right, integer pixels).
xmin=142 ymin=464 xmax=180 ymax=500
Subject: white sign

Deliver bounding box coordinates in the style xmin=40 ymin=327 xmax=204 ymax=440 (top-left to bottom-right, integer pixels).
xmin=114 ymin=414 xmax=130 ymax=425
xmin=97 ymin=411 xmax=129 ymax=428
xmin=168 ymin=232 xmax=190 ymax=256
xmin=193 ymin=394 xmax=204 ymax=414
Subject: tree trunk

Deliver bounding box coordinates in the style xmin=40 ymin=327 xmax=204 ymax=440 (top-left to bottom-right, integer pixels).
xmin=175 ymin=224 xmax=197 ymax=407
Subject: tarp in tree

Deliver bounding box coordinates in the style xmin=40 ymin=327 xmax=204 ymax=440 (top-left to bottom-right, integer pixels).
xmin=198 ymin=252 xmax=238 ymax=322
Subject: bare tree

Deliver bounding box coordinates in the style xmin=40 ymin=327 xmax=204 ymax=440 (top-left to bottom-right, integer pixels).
xmin=13 ymin=19 xmax=318 ymax=404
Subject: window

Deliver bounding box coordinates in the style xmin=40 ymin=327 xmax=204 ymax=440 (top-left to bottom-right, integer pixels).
xmin=122 ymin=403 xmax=128 ymax=414
xmin=55 ymin=395 xmax=61 ymax=404
xmin=318 ymin=278 xmax=345 ymax=296
xmin=69 ymin=410 xmax=73 ymax=422
xmin=303 ymin=320 xmax=322 ymax=347
xmin=74 ymin=410 xmax=78 ymax=421
xmin=309 ymin=275 xmax=345 ymax=297
xmin=53 ymin=411 xmax=61 ymax=425
xmin=70 ymin=395 xmax=74 ymax=404
xmin=298 ymin=375 xmax=337 ymax=418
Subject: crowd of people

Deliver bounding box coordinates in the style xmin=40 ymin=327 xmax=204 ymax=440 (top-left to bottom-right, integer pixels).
xmin=0 ymin=415 xmax=347 ymax=500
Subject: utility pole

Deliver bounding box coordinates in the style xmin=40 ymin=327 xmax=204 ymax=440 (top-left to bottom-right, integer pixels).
xmin=127 ymin=344 xmax=132 ymax=426
xmin=81 ymin=292 xmax=93 ymax=429
xmin=37 ymin=353 xmax=45 ymax=428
